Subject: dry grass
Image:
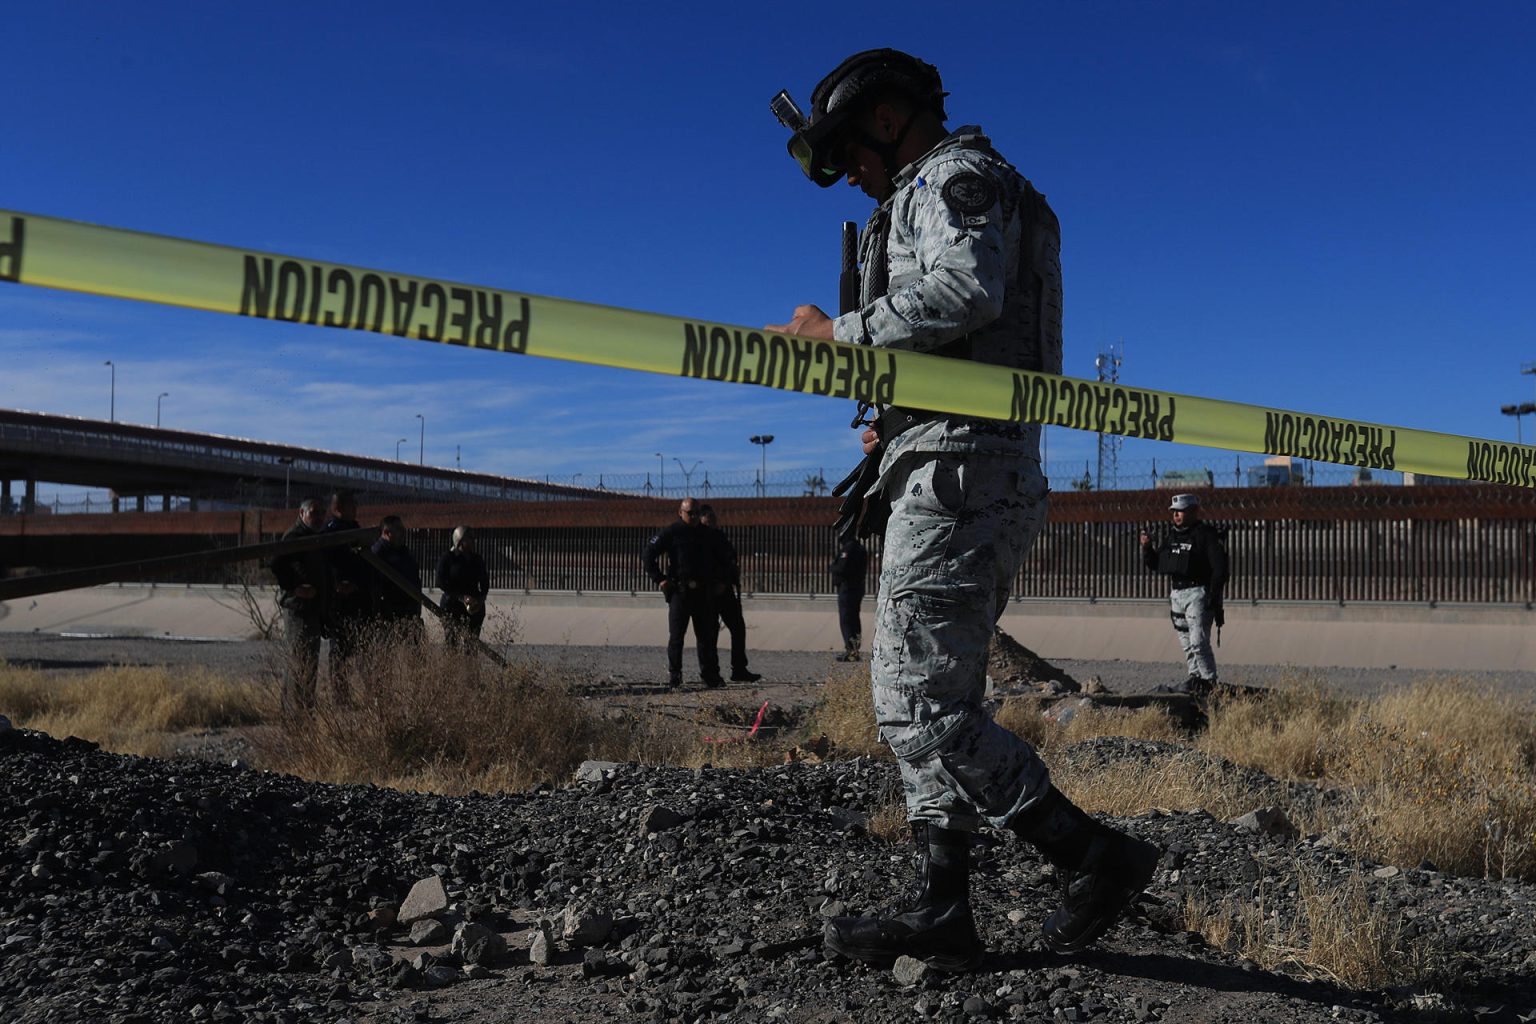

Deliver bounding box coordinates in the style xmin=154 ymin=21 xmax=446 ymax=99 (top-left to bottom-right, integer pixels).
xmin=1337 ymin=680 xmax=1536 ymax=879
xmin=255 ymin=636 xmax=698 ymax=794
xmin=0 ymin=661 xmax=266 ymax=758
xmin=1055 ymin=754 xmax=1276 ymax=822
xmin=803 ymin=663 xmax=887 ymax=759
xmin=1185 ymin=860 xmax=1440 ymax=990
xmin=806 ymin=664 xmax=1536 ymax=884
xmin=991 ymin=696 xmax=1063 ymax=752
xmin=1198 ymin=675 xmax=1356 ymax=780
xmin=867 ymin=796 xmax=910 ymax=845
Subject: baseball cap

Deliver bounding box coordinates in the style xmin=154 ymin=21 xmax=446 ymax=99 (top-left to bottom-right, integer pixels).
xmin=1169 ymin=493 xmax=1200 ymax=511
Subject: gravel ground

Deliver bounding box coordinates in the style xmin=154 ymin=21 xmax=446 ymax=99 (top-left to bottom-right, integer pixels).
xmin=5 ymin=728 xmax=1536 ymax=1024
xmin=5 ymin=634 xmax=1536 ymax=1023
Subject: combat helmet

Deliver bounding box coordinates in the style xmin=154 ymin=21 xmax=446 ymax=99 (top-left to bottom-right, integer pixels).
xmin=771 ymin=48 xmax=948 ymax=187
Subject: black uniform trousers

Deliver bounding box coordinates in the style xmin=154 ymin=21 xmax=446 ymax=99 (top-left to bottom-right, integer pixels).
xmin=281 ymin=606 xmax=323 ymax=711
xmin=668 ymin=584 xmax=722 ymax=681
xmin=441 ymin=601 xmax=486 ymax=647
xmin=836 ymin=585 xmax=865 ymax=650
xmin=716 ymin=588 xmax=750 ymax=673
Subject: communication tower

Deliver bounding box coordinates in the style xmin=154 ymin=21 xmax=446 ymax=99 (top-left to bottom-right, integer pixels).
xmin=1094 ymin=342 xmax=1123 ymax=490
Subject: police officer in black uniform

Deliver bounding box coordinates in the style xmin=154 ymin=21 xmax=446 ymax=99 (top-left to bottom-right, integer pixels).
xmin=698 ymin=504 xmax=762 ymax=683
xmin=642 ymin=497 xmax=726 ymax=688
xmin=271 ymin=497 xmax=329 ymax=711
xmin=322 ymin=491 xmax=371 ymax=688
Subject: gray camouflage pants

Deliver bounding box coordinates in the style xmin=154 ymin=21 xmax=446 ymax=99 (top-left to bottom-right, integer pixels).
xmin=1169 ymin=585 xmax=1217 ymax=680
xmin=870 ymin=451 xmax=1052 ymax=832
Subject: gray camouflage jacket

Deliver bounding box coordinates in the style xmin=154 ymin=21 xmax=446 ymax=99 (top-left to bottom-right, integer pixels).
xmin=832 ymin=126 xmax=1063 ymax=466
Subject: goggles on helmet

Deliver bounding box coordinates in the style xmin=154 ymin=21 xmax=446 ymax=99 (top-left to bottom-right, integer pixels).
xmin=771 ymin=89 xmax=850 ymax=188
xmin=772 ymin=50 xmax=947 ymax=189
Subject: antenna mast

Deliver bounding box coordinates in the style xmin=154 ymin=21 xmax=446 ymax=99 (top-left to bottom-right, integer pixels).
xmin=1094 ymin=340 xmax=1124 ymax=490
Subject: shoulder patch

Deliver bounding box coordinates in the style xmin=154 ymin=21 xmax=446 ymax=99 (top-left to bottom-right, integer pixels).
xmin=941 ymin=172 xmax=998 ymax=216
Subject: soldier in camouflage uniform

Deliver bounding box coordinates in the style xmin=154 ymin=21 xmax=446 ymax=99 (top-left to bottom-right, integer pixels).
xmin=771 ymin=49 xmax=1159 ymax=971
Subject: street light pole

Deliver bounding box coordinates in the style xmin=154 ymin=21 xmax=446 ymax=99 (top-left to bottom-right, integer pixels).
xmin=1500 ymin=403 xmax=1536 ymax=445
xmin=156 ymin=392 xmax=169 ymax=428
xmin=395 ymin=438 xmax=408 ymax=461
xmin=104 ymin=361 xmax=115 ymax=422
xmin=749 ymin=435 xmax=774 ymax=497
xmin=673 ymin=458 xmax=702 ymax=496
xmin=415 ymin=413 xmax=425 ymax=465
xmin=655 ymin=452 xmax=664 ymax=498
xmin=277 ymin=456 xmax=294 ymax=507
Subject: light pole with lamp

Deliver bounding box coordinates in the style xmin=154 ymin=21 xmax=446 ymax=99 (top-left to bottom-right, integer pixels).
xmin=156 ymin=392 xmax=169 ymax=428
xmin=673 ymin=458 xmax=701 ymax=496
xmin=415 ymin=413 xmax=425 ymax=465
xmin=395 ymin=438 xmax=408 ymax=461
xmin=1500 ymin=403 xmax=1536 ymax=445
xmin=655 ymin=452 xmax=664 ymax=498
xmin=104 ymin=360 xmax=115 ymax=422
xmin=749 ymin=435 xmax=774 ymax=497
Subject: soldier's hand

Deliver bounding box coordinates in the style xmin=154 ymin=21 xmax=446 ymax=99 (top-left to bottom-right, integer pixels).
xmin=658 ymin=580 xmax=673 ymax=596
xmin=1138 ymin=531 xmax=1150 ymax=548
xmin=294 ymin=584 xmax=317 ymax=600
xmin=766 ymin=304 xmax=835 ymax=339
xmin=861 ymin=426 xmax=881 ymax=455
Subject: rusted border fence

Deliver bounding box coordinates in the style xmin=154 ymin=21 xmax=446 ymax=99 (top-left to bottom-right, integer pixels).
xmin=2 ymin=486 xmax=1533 ymax=605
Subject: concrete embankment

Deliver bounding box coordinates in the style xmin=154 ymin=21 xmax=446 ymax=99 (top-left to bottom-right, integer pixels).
xmin=2 ymin=584 xmax=1530 ymax=672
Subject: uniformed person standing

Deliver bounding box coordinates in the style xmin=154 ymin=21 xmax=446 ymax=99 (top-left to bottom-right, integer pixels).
xmin=698 ymin=505 xmax=762 ymax=683
xmin=1140 ymin=493 xmax=1228 ymax=694
xmin=370 ymin=515 xmax=424 ymax=644
xmin=829 ymin=536 xmax=868 ymax=661
xmin=321 ymin=491 xmax=371 ymax=683
xmin=642 ymin=497 xmax=726 ymax=688
xmin=770 ymin=49 xmax=1159 ymax=971
xmin=270 ymin=497 xmax=329 ymax=711
xmin=436 ymin=525 xmax=490 ymax=647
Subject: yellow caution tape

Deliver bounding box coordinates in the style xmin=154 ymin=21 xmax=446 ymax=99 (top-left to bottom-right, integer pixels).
xmin=2 ymin=209 xmax=1532 ymax=487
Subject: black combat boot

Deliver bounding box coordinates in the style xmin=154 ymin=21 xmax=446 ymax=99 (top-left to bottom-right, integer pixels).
xmin=823 ymin=821 xmax=983 ymax=971
xmin=1009 ymin=787 xmax=1160 ymax=954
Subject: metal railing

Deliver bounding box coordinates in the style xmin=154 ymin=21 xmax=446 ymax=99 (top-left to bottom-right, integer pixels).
xmin=5 ymin=486 xmax=1534 ymax=606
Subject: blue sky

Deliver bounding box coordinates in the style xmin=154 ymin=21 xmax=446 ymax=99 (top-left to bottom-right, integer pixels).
xmin=3 ymin=1 xmax=1533 ymax=493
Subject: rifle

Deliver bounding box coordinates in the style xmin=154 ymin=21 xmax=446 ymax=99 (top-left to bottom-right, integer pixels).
xmin=831 ymin=220 xmax=887 ymax=543
xmin=838 ymin=220 xmax=859 ymax=317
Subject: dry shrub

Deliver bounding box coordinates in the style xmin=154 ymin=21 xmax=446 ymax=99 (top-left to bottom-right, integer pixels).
xmin=1339 ymin=679 xmax=1536 ymax=879
xmin=1199 ymin=678 xmax=1355 ymax=781
xmin=804 ymin=663 xmax=887 ymax=759
xmin=1187 ymin=861 xmax=1439 ymax=990
xmin=1054 ymin=751 xmax=1272 ymax=820
xmin=255 ymin=636 xmax=692 ymax=794
xmin=1060 ymin=704 xmax=1185 ymax=746
xmin=0 ymin=662 xmax=265 ymax=758
xmin=992 ymin=697 xmax=1063 ymax=753
xmin=867 ymin=797 xmax=910 ymax=845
